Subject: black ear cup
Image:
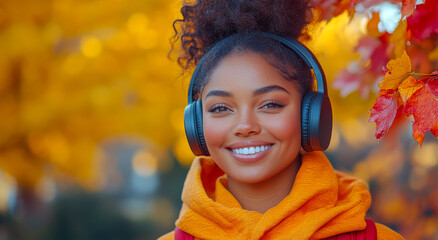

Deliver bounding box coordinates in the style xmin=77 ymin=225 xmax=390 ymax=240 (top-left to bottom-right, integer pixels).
xmin=301 ymin=92 xmax=333 ymax=152
xmin=184 ymin=100 xmax=210 ymax=156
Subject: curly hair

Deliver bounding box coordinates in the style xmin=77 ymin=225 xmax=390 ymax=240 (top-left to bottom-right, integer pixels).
xmin=190 ymin=32 xmax=314 ymax=98
xmin=172 ymin=0 xmax=313 ymax=70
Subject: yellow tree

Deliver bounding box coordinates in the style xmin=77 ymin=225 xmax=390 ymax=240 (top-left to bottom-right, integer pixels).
xmin=0 ymin=0 xmax=191 ymax=203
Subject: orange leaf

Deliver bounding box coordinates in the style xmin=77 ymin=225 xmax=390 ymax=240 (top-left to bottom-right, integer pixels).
xmin=398 ymin=76 xmax=424 ymax=102
xmin=378 ymin=88 xmax=394 ymax=96
xmin=378 ymin=51 xmax=412 ymax=90
xmin=404 ymin=80 xmax=438 ymax=146
xmin=367 ymin=11 xmax=381 ymax=37
xmin=369 ymin=90 xmax=400 ymax=140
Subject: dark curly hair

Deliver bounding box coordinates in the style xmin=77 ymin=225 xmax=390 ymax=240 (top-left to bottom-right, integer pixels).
xmin=171 ymin=0 xmax=314 ymax=97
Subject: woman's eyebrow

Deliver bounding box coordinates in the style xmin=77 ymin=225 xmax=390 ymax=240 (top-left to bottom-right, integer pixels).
xmin=253 ymin=85 xmax=290 ymax=96
xmin=205 ymin=90 xmax=232 ymax=99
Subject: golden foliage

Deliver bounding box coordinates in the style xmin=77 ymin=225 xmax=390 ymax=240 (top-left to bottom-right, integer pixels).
xmin=0 ymin=0 xmax=189 ymax=188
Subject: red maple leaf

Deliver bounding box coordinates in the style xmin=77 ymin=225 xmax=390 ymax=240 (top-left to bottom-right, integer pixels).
xmin=369 ymin=35 xmax=389 ymax=74
xmin=407 ymin=0 xmax=438 ymax=40
xmin=404 ymin=79 xmax=438 ymax=145
xmin=369 ymin=90 xmax=402 ymax=139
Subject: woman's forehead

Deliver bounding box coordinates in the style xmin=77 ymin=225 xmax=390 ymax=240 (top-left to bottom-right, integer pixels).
xmin=202 ymin=52 xmax=301 ymax=96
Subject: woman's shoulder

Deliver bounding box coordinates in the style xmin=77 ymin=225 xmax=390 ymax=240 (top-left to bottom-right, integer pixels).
xmin=375 ymin=222 xmax=405 ymax=240
xmin=157 ymin=230 xmax=175 ymax=240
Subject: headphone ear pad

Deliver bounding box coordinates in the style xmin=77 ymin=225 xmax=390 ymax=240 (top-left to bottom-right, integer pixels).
xmin=301 ymin=92 xmax=333 ymax=152
xmin=194 ymin=100 xmax=209 ymax=155
xmin=184 ymin=100 xmax=210 ymax=156
xmin=301 ymin=92 xmax=314 ymax=151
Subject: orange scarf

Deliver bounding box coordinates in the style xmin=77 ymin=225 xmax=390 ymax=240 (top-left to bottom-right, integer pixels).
xmin=159 ymin=151 xmax=403 ymax=240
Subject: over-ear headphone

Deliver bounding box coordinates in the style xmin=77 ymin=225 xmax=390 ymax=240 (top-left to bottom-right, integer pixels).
xmin=184 ymin=32 xmax=332 ymax=156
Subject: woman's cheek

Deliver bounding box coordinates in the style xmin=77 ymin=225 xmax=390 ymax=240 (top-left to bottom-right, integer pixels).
xmin=203 ymin=117 xmax=229 ymax=150
xmin=266 ymin=112 xmax=301 ymax=140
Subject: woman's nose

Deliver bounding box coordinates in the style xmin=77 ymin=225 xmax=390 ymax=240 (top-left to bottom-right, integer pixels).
xmin=232 ymin=110 xmax=261 ymax=137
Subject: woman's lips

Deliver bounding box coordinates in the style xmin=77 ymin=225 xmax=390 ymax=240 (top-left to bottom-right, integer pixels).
xmin=226 ymin=142 xmax=274 ymax=163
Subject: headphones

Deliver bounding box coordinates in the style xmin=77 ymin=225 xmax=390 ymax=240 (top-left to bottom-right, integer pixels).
xmin=184 ymin=32 xmax=332 ymax=156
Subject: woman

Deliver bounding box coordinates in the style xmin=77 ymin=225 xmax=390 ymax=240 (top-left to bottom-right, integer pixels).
xmin=160 ymin=0 xmax=404 ymax=239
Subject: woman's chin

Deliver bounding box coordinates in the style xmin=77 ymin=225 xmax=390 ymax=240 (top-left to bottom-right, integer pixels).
xmin=227 ymin=171 xmax=271 ymax=185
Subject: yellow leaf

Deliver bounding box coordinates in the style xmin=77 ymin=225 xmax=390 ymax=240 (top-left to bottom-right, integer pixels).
xmin=390 ymin=20 xmax=407 ymax=58
xmin=378 ymin=51 xmax=411 ymax=90
xmin=398 ymin=76 xmax=423 ymax=102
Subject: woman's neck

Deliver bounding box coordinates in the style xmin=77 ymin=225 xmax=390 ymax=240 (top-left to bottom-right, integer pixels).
xmin=227 ymin=155 xmax=301 ymax=213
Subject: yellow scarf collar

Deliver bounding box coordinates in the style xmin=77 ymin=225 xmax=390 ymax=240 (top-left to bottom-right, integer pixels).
xmin=176 ymin=151 xmax=371 ymax=240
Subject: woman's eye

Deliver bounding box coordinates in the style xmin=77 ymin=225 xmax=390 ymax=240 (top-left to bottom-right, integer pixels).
xmin=261 ymin=101 xmax=284 ymax=109
xmin=208 ymin=104 xmax=231 ymax=113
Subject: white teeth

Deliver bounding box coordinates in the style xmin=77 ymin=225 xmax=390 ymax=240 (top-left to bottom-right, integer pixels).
xmin=231 ymin=145 xmax=272 ymax=155
xmin=249 ymin=147 xmax=255 ymax=154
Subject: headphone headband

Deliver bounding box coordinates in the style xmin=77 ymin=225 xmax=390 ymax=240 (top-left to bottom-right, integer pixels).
xmin=187 ymin=32 xmax=327 ymax=103
xmin=258 ymin=33 xmax=328 ymax=94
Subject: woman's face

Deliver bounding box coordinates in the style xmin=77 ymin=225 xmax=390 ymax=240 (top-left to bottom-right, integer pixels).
xmin=202 ymin=52 xmax=302 ymax=184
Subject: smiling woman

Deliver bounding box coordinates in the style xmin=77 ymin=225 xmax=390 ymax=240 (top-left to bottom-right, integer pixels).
xmin=159 ymin=0 xmax=405 ymax=239
xmin=202 ymin=53 xmax=303 ymax=213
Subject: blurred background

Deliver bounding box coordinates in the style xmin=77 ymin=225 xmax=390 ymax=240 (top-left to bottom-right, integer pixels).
xmin=0 ymin=0 xmax=437 ymax=239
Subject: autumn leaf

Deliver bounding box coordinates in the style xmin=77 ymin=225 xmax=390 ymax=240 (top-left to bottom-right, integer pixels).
xmin=404 ymin=79 xmax=438 ymax=145
xmin=378 ymin=89 xmax=394 ymax=96
xmin=378 ymin=51 xmax=411 ymax=90
xmin=409 ymin=47 xmax=433 ymax=74
xmin=407 ymin=0 xmax=438 ymax=40
xmin=355 ymin=36 xmax=381 ymax=60
xmin=311 ymin=0 xmax=350 ymax=21
xmin=367 ymin=11 xmax=381 ymax=38
xmin=401 ymin=0 xmax=417 ymax=18
xmin=333 ymin=63 xmax=363 ymax=97
xmin=389 ymin=20 xmax=407 ymax=58
xmin=333 ymin=35 xmax=388 ymax=99
xmin=398 ymin=76 xmax=425 ymax=102
xmin=369 ymin=90 xmax=401 ymax=140
xmin=370 ymin=36 xmax=389 ymax=74
xmin=333 ymin=63 xmax=374 ymax=99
